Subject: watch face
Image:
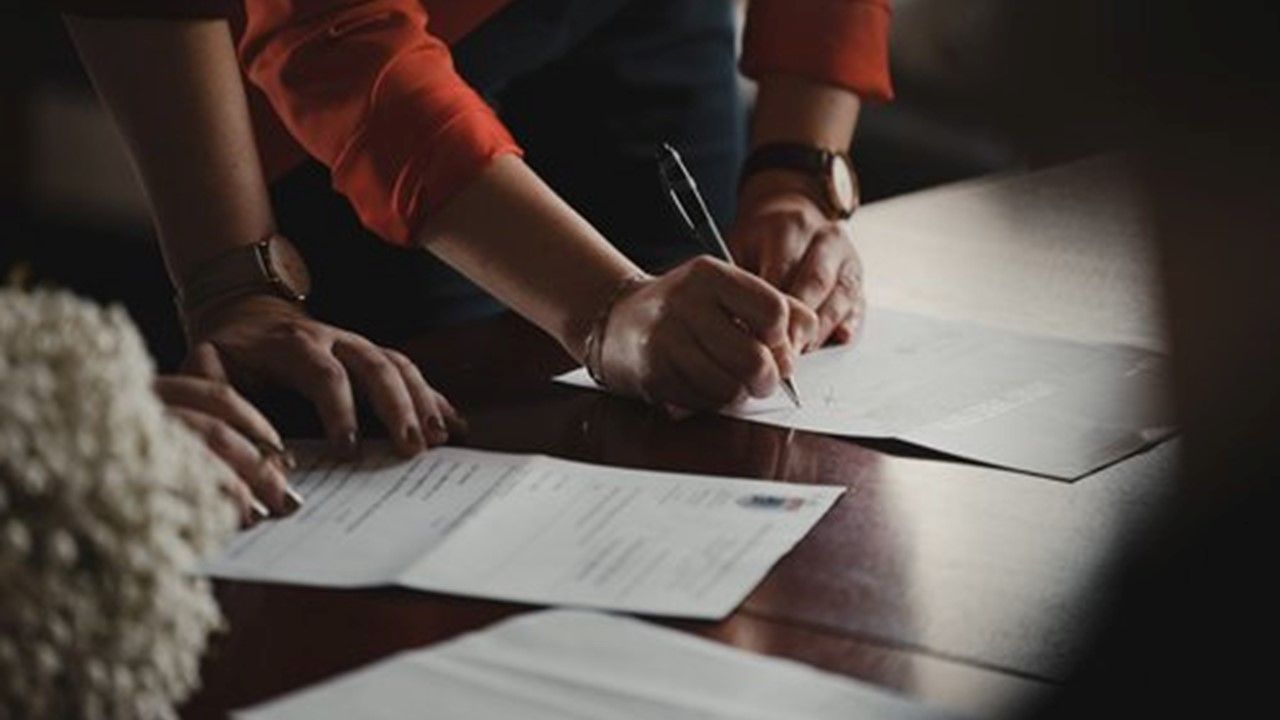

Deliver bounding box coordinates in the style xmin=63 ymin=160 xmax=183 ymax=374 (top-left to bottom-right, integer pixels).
xmin=264 ymin=235 xmax=312 ymax=301
xmin=827 ymin=153 xmax=859 ymax=218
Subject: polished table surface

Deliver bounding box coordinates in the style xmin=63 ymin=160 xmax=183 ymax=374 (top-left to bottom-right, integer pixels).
xmin=182 ymin=156 xmax=1176 ymax=719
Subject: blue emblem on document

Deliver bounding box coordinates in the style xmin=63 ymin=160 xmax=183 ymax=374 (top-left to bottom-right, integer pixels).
xmin=737 ymin=494 xmax=806 ymax=511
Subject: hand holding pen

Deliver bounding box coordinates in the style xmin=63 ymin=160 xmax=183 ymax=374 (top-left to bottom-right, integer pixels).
xmin=657 ymin=143 xmax=805 ymax=408
xmin=578 ymin=146 xmax=816 ymax=412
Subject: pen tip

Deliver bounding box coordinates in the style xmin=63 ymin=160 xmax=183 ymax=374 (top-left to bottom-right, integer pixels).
xmin=782 ymin=379 xmax=802 ymax=409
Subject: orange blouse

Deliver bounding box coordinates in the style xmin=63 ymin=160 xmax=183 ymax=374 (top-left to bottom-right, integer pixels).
xmin=233 ymin=0 xmax=893 ymax=246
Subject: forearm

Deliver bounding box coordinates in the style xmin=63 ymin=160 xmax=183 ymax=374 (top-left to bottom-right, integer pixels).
xmin=751 ymin=74 xmax=861 ymax=150
xmin=415 ymin=155 xmax=641 ymax=360
xmin=743 ymin=75 xmax=862 ymax=205
xmin=64 ymin=16 xmax=274 ymax=282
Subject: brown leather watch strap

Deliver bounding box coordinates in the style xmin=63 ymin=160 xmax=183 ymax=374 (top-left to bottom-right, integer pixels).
xmin=176 ymin=234 xmax=310 ymax=317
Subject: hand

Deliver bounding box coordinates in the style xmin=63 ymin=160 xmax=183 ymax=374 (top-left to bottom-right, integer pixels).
xmin=729 ymin=173 xmax=866 ymax=349
xmin=155 ymin=374 xmax=297 ymax=527
xmin=182 ymin=294 xmax=465 ymax=458
xmin=595 ymin=256 xmax=817 ymax=411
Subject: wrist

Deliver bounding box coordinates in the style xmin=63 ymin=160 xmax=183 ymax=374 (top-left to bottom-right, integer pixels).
xmin=739 ymin=144 xmax=860 ymax=221
xmin=739 ymin=170 xmax=829 ymax=214
xmin=564 ymin=271 xmax=647 ymax=362
xmin=174 ymin=233 xmax=311 ymax=336
xmin=576 ymin=273 xmax=650 ymax=376
xmin=182 ymin=292 xmax=304 ymax=342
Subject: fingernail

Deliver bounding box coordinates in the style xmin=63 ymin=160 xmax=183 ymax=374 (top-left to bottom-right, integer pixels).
xmin=283 ymin=485 xmax=305 ymax=513
xmin=250 ymin=498 xmax=271 ymax=521
xmin=340 ymin=430 xmax=359 ymax=458
xmin=426 ymin=416 xmax=448 ymax=444
xmin=252 ymin=437 xmax=297 ymax=470
xmin=404 ymin=424 xmax=423 ymax=451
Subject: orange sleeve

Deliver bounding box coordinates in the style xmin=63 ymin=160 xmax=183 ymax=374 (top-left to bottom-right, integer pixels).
xmin=238 ymin=0 xmax=522 ymax=246
xmin=742 ymin=0 xmax=894 ymax=102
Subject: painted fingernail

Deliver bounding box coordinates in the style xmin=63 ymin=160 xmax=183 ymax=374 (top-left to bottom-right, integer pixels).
xmin=426 ymin=416 xmax=448 ymax=444
xmin=250 ymin=498 xmax=271 ymax=521
xmin=251 ymin=437 xmax=297 ymax=470
xmin=283 ymin=485 xmax=305 ymax=513
xmin=404 ymin=424 xmax=423 ymax=451
xmin=340 ymin=430 xmax=359 ymax=458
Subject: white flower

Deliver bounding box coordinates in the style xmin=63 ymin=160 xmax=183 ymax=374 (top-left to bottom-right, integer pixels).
xmin=1 ymin=288 xmax=236 ymax=719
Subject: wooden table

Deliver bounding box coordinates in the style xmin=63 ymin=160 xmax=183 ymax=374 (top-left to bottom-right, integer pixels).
xmin=182 ymin=156 xmax=1176 ymax=719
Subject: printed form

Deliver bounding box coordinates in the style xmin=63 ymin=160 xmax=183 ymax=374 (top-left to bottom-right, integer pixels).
xmin=559 ymin=307 xmax=1174 ymax=479
xmin=206 ymin=444 xmax=843 ymax=619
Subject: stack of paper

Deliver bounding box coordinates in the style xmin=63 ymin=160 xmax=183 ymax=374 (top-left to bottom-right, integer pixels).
xmin=236 ymin=609 xmax=959 ymax=719
xmin=206 ymin=445 xmax=843 ymax=619
xmin=558 ymin=307 xmax=1173 ymax=479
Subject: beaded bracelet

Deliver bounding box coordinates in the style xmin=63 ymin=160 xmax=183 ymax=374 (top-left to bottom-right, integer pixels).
xmin=583 ymin=273 xmax=650 ymax=389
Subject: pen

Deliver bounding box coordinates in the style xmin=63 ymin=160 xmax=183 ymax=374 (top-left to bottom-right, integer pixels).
xmin=656 ymin=142 xmax=802 ymax=408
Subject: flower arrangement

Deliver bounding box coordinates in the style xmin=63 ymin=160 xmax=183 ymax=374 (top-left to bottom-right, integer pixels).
xmin=0 ymin=289 xmax=236 ymax=719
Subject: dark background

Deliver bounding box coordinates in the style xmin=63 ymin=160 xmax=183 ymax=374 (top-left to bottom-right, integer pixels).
xmin=5 ymin=1 xmax=1276 ymax=367
xmin=3 ymin=0 xmax=1128 ymax=368
xmin=3 ymin=1 xmax=1278 ymax=717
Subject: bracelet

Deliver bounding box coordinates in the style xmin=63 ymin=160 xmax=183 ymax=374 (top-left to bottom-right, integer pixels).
xmin=583 ymin=273 xmax=649 ymax=389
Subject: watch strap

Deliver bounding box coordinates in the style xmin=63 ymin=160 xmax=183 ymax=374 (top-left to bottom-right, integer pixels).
xmin=742 ymin=143 xmax=834 ymax=180
xmin=740 ymin=142 xmax=858 ymax=220
xmin=177 ymin=235 xmax=307 ymax=316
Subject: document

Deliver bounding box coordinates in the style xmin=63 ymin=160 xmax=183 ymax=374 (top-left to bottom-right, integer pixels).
xmin=236 ymin=609 xmax=959 ymax=720
xmin=557 ymin=308 xmax=1173 ymax=479
xmin=206 ymin=444 xmax=843 ymax=619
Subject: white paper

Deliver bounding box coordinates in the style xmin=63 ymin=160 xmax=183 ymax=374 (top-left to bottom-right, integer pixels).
xmin=400 ymin=454 xmax=842 ymax=618
xmin=206 ymin=445 xmax=843 ymax=618
xmin=205 ymin=446 xmax=523 ymax=587
xmin=236 ymin=609 xmax=960 ymax=720
xmin=557 ymin=307 xmax=1173 ymax=479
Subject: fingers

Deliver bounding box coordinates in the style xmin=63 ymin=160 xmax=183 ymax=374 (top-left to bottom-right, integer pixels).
xmin=814 ymin=269 xmax=857 ymax=342
xmin=656 ymin=328 xmax=748 ymax=410
xmin=170 ymin=406 xmax=296 ymax=521
xmin=183 ymin=341 xmax=230 ymax=383
xmin=154 ymin=374 xmax=283 ymax=451
xmin=755 ymin=226 xmax=807 ymax=288
xmin=272 ymin=334 xmax=361 ymax=458
xmin=786 ymin=229 xmax=850 ymax=311
xmin=333 ymin=338 xmax=422 ymax=457
xmin=811 ymin=255 xmax=865 ymax=345
xmin=786 ymin=229 xmax=863 ymax=348
xmin=386 ymin=350 xmax=466 ymax=444
xmin=219 ymin=474 xmax=260 ymax=529
xmin=692 ymin=257 xmax=794 ymax=351
xmin=785 ymin=296 xmax=820 ymax=352
xmin=682 ymin=300 xmax=782 ymax=398
xmin=831 ymin=289 xmax=868 ymax=346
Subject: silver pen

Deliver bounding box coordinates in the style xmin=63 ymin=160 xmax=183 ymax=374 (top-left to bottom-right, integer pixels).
xmin=656 ymin=142 xmax=802 ymax=409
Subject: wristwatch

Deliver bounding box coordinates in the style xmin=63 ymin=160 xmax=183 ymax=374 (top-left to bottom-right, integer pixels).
xmin=741 ymin=143 xmax=860 ymax=220
xmin=176 ymin=233 xmax=312 ymax=316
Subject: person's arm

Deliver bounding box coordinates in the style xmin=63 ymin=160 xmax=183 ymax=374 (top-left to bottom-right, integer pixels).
xmin=730 ymin=0 xmax=894 ymax=347
xmin=64 ymin=15 xmax=454 ymax=459
xmin=417 ymin=156 xmax=816 ymax=409
xmin=241 ymin=0 xmax=814 ymax=410
xmin=64 ymin=16 xmax=273 ymax=280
